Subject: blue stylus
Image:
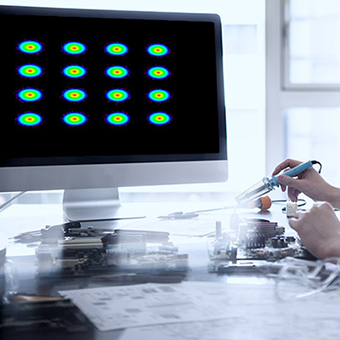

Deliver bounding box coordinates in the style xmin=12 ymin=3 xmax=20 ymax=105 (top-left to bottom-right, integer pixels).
xmin=235 ymin=160 xmax=314 ymax=204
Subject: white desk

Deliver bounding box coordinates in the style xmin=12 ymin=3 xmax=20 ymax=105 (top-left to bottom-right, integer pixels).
xmin=1 ymin=198 xmax=339 ymax=340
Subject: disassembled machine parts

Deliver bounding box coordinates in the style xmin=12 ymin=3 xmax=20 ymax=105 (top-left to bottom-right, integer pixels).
xmin=208 ymin=218 xmax=315 ymax=273
xmin=36 ymin=227 xmax=188 ymax=279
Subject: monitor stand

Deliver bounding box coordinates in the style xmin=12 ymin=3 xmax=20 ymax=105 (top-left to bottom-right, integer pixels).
xmin=63 ymin=188 xmax=145 ymax=222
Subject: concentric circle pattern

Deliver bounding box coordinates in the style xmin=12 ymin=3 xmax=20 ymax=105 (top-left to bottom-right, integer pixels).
xmin=63 ymin=65 xmax=87 ymax=78
xmin=147 ymin=67 xmax=169 ymax=79
xmin=148 ymin=112 xmax=171 ymax=125
xmin=106 ymin=89 xmax=129 ymax=102
xmin=148 ymin=89 xmax=170 ymax=102
xmin=106 ymin=66 xmax=129 ymax=78
xmin=63 ymin=112 xmax=87 ymax=126
xmin=18 ymin=88 xmax=42 ymax=102
xmin=62 ymin=89 xmax=87 ymax=102
xmin=18 ymin=41 xmax=42 ymax=54
xmin=18 ymin=64 xmax=43 ymax=78
xmin=105 ymin=43 xmax=128 ymax=55
xmin=106 ymin=112 xmax=130 ymax=125
xmin=63 ymin=42 xmax=86 ymax=55
xmin=147 ymin=44 xmax=169 ymax=56
xmin=17 ymin=113 xmax=43 ymax=126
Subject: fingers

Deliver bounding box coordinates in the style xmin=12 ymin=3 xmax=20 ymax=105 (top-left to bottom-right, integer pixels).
xmin=272 ymin=158 xmax=303 ymax=176
xmin=272 ymin=159 xmax=305 ymax=195
xmin=277 ymin=174 xmax=294 ymax=186
xmin=287 ymin=187 xmax=300 ymax=202
xmin=288 ymin=214 xmax=300 ymax=230
xmin=289 ymin=211 xmax=306 ymax=232
xmin=277 ymin=175 xmax=302 ymax=200
xmin=288 ymin=202 xmax=333 ymax=231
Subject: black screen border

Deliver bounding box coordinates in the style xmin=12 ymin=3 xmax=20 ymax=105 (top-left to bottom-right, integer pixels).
xmin=0 ymin=5 xmax=227 ymax=167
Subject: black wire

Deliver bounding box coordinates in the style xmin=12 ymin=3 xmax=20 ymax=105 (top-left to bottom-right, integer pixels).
xmin=311 ymin=160 xmax=322 ymax=173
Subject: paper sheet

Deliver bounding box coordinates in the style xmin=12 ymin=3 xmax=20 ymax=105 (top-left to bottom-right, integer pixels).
xmin=121 ymin=283 xmax=340 ymax=340
xmin=59 ymin=282 xmax=236 ymax=331
xmin=60 ymin=281 xmax=340 ymax=339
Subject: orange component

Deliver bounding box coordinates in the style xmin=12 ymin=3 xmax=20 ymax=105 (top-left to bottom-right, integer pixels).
xmin=259 ymin=196 xmax=272 ymax=210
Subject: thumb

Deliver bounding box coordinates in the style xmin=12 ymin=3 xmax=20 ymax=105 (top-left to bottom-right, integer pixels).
xmin=288 ymin=216 xmax=299 ymax=230
xmin=288 ymin=212 xmax=303 ymax=231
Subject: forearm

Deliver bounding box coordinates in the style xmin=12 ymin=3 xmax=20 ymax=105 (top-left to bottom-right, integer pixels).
xmin=325 ymin=186 xmax=340 ymax=210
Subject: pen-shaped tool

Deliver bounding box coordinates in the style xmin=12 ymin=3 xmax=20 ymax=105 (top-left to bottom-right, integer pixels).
xmin=235 ymin=160 xmax=314 ymax=205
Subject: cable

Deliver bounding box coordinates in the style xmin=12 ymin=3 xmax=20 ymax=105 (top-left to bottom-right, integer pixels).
xmin=311 ymin=160 xmax=322 ymax=173
xmin=273 ymin=257 xmax=340 ymax=300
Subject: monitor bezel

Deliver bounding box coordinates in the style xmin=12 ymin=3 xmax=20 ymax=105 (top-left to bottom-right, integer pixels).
xmin=0 ymin=5 xmax=227 ymax=192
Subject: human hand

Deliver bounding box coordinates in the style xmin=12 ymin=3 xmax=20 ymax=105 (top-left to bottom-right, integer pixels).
xmin=289 ymin=202 xmax=340 ymax=259
xmin=272 ymin=159 xmax=337 ymax=205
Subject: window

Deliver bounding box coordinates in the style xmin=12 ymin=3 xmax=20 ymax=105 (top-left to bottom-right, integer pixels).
xmin=266 ymin=0 xmax=340 ymax=187
xmin=285 ymin=0 xmax=340 ymax=87
xmin=285 ymin=108 xmax=340 ymax=185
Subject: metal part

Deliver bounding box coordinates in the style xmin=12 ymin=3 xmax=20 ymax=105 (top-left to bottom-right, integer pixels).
xmin=36 ymin=229 xmax=188 ymax=278
xmin=235 ymin=161 xmax=314 ymax=206
xmin=208 ymin=218 xmax=315 ymax=273
xmin=235 ymin=177 xmax=273 ymax=205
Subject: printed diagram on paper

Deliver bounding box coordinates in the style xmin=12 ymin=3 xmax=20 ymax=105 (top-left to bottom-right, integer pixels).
xmin=60 ymin=281 xmax=340 ymax=339
xmin=59 ymin=282 xmax=234 ymax=331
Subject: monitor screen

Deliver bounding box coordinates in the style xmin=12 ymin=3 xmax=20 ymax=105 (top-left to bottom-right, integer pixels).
xmin=0 ymin=5 xmax=226 ymax=168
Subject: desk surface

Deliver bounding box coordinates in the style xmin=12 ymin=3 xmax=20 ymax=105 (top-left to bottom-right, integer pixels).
xmin=1 ymin=199 xmax=340 ymax=340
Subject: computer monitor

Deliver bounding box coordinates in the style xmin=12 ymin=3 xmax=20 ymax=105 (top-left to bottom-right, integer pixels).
xmin=0 ymin=5 xmax=227 ymax=221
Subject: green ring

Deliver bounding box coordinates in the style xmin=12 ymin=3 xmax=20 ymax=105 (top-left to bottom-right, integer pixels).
xmin=106 ymin=66 xmax=129 ymax=78
xmin=106 ymin=89 xmax=129 ymax=102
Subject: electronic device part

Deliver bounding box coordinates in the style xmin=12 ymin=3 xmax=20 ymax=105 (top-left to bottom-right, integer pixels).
xmin=235 ymin=160 xmax=321 ymax=205
xmin=208 ymin=219 xmax=315 ymax=273
xmin=36 ymin=229 xmax=188 ymax=279
xmin=251 ymin=196 xmax=272 ymax=210
xmin=0 ymin=5 xmax=227 ymax=223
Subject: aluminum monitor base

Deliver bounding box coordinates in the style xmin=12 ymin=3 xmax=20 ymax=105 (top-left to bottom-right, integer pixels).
xmin=63 ymin=188 xmax=145 ymax=222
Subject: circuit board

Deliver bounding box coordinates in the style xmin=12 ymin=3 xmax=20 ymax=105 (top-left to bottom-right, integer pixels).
xmin=208 ymin=218 xmax=315 ymax=273
xmin=36 ymin=229 xmax=189 ymax=279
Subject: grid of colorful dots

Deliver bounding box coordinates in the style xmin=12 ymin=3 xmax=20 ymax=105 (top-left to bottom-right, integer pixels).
xmin=17 ymin=113 xmax=42 ymax=126
xmin=14 ymin=41 xmax=173 ymax=126
xmin=63 ymin=112 xmax=87 ymax=126
xmin=147 ymin=44 xmax=169 ymax=57
xmin=148 ymin=89 xmax=170 ymax=102
xmin=148 ymin=112 xmax=171 ymax=125
xmin=106 ymin=112 xmax=130 ymax=125
xmin=106 ymin=66 xmax=129 ymax=78
xmin=147 ymin=66 xmax=169 ymax=79
xmin=62 ymin=89 xmax=87 ymax=102
xmin=63 ymin=65 xmax=87 ymax=78
xmin=18 ymin=40 xmax=42 ymax=54
xmin=106 ymin=89 xmax=129 ymax=102
xmin=18 ymin=88 xmax=42 ymax=102
xmin=63 ymin=42 xmax=87 ymax=55
xmin=18 ymin=64 xmax=43 ymax=78
xmin=105 ymin=43 xmax=128 ymax=55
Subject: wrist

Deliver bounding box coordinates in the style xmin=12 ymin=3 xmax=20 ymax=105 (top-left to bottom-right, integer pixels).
xmin=325 ymin=234 xmax=340 ymax=258
xmin=327 ymin=187 xmax=340 ymax=210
